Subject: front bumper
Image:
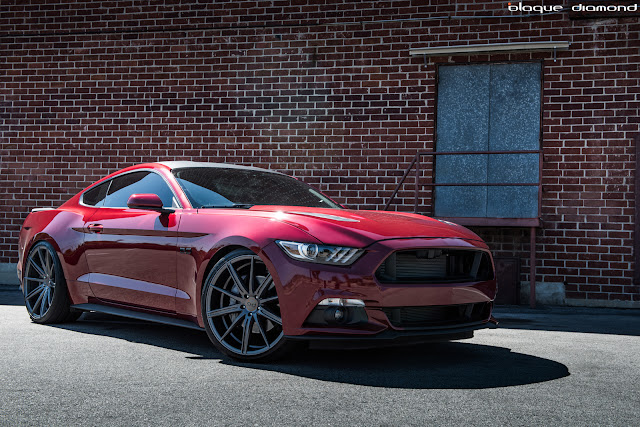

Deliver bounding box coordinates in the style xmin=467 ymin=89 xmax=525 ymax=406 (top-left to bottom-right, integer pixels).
xmin=287 ymin=320 xmax=495 ymax=350
xmin=261 ymin=237 xmax=498 ymax=339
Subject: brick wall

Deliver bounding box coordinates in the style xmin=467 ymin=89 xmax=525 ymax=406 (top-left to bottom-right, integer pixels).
xmin=1 ymin=1 xmax=638 ymax=303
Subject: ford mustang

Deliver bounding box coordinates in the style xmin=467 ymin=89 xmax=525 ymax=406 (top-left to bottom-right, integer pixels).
xmin=17 ymin=162 xmax=497 ymax=361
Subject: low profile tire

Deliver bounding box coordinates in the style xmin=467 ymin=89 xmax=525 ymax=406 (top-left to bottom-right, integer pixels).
xmin=23 ymin=241 xmax=80 ymax=324
xmin=201 ymin=248 xmax=294 ymax=362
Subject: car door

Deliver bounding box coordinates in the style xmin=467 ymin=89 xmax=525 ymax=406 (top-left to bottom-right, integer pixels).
xmin=83 ymin=170 xmax=181 ymax=312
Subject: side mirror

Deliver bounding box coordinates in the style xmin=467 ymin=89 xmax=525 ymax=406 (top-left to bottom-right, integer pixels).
xmin=127 ymin=194 xmax=174 ymax=214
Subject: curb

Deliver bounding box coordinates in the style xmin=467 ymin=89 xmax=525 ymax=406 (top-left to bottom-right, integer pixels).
xmin=493 ymin=305 xmax=640 ymax=316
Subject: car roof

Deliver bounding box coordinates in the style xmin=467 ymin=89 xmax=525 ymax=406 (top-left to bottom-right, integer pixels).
xmin=157 ymin=161 xmax=283 ymax=175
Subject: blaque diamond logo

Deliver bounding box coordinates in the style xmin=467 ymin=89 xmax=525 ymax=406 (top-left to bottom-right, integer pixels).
xmin=507 ymin=2 xmax=639 ymax=13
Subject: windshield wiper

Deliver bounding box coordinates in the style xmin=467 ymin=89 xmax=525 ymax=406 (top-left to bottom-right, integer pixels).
xmin=199 ymin=203 xmax=254 ymax=209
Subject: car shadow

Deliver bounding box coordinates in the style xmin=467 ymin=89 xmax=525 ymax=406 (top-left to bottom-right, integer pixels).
xmin=47 ymin=312 xmax=570 ymax=390
xmin=220 ymin=343 xmax=569 ymax=389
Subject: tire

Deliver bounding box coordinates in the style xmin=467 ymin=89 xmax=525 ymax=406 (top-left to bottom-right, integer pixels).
xmin=201 ymin=248 xmax=295 ymax=362
xmin=22 ymin=241 xmax=80 ymax=323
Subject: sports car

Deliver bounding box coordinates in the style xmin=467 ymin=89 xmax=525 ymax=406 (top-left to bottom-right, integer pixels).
xmin=17 ymin=162 xmax=497 ymax=361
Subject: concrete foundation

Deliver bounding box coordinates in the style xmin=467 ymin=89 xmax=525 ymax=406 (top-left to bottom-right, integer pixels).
xmin=520 ymin=281 xmax=639 ymax=308
xmin=520 ymin=281 xmax=566 ymax=306
xmin=0 ymin=263 xmax=19 ymax=285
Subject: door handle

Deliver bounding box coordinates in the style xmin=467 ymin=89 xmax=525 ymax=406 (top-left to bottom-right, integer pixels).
xmin=87 ymin=223 xmax=104 ymax=234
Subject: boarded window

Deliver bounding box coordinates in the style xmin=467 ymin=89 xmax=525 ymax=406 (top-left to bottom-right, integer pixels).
xmin=434 ymin=62 xmax=541 ymax=218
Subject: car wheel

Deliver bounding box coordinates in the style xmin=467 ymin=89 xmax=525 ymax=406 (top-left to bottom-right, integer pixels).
xmin=202 ymin=248 xmax=293 ymax=362
xmin=23 ymin=241 xmax=81 ymax=323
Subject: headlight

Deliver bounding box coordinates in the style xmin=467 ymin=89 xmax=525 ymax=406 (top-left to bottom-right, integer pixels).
xmin=276 ymin=240 xmax=364 ymax=266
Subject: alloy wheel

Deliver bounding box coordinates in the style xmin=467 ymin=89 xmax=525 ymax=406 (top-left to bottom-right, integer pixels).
xmin=204 ymin=253 xmax=283 ymax=357
xmin=24 ymin=244 xmax=57 ymax=319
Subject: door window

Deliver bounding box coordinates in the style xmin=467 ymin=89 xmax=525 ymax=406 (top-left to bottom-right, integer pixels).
xmin=103 ymin=171 xmax=177 ymax=208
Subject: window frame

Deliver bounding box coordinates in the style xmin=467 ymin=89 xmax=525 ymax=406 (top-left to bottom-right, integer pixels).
xmin=80 ymin=180 xmax=111 ymax=208
xmin=431 ymin=60 xmax=543 ymax=226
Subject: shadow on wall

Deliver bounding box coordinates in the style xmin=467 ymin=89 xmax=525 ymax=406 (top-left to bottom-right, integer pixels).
xmin=42 ymin=311 xmax=570 ymax=390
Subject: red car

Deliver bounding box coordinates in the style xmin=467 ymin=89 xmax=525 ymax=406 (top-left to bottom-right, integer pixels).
xmin=17 ymin=162 xmax=497 ymax=361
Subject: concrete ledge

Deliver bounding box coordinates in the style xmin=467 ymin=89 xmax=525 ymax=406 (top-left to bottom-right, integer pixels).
xmin=565 ymin=298 xmax=640 ymax=309
xmin=0 ymin=263 xmax=19 ymax=286
xmin=520 ymin=281 xmax=566 ymax=306
xmin=519 ymin=280 xmax=639 ymax=309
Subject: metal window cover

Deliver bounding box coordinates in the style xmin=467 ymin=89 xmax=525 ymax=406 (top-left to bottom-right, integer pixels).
xmin=409 ymin=41 xmax=570 ymax=56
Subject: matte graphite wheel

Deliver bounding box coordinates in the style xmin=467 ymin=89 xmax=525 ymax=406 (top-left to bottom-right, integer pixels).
xmin=202 ymin=249 xmax=293 ymax=362
xmin=23 ymin=241 xmax=80 ymax=323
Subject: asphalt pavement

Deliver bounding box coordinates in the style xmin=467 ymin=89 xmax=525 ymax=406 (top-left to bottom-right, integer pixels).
xmin=1 ymin=285 xmax=638 ymax=426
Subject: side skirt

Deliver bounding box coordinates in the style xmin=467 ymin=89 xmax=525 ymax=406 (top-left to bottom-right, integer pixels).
xmin=71 ymin=303 xmax=205 ymax=331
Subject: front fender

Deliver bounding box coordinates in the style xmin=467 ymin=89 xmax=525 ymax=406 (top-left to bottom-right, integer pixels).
xmin=175 ymin=212 xmax=323 ymax=325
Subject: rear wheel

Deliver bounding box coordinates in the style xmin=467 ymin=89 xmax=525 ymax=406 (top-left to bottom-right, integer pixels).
xmin=202 ymin=249 xmax=293 ymax=362
xmin=23 ymin=241 xmax=80 ymax=323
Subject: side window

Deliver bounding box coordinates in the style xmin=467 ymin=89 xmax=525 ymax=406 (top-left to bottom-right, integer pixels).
xmin=103 ymin=171 xmax=177 ymax=208
xmin=82 ymin=181 xmax=110 ymax=207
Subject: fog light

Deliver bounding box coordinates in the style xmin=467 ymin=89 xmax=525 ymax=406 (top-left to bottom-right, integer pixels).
xmin=304 ymin=299 xmax=369 ymax=326
xmin=324 ymin=306 xmax=348 ymax=325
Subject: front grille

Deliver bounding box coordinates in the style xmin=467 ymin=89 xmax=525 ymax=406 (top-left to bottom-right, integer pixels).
xmin=382 ymin=302 xmax=491 ymax=328
xmin=376 ymin=248 xmax=493 ymax=284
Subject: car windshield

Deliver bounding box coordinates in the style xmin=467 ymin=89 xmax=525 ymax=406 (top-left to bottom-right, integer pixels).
xmin=172 ymin=167 xmax=342 ymax=209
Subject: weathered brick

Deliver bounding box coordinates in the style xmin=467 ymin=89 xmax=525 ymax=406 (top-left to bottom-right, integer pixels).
xmin=0 ymin=0 xmax=637 ymax=303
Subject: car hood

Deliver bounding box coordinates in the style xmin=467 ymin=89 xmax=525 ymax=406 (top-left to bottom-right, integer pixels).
xmin=245 ymin=206 xmax=484 ymax=247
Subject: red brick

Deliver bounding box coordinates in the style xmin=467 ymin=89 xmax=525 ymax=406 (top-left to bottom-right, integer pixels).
xmin=0 ymin=0 xmax=636 ymax=304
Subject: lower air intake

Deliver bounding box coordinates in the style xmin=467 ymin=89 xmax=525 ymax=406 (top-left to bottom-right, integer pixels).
xmin=382 ymin=302 xmax=491 ymax=328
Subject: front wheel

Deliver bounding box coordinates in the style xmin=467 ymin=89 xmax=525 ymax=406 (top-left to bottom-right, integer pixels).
xmin=201 ymin=249 xmax=294 ymax=362
xmin=22 ymin=241 xmax=81 ymax=323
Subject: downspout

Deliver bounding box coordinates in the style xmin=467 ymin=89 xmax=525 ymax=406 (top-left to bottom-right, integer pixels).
xmin=635 ymin=135 xmax=640 ymax=285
